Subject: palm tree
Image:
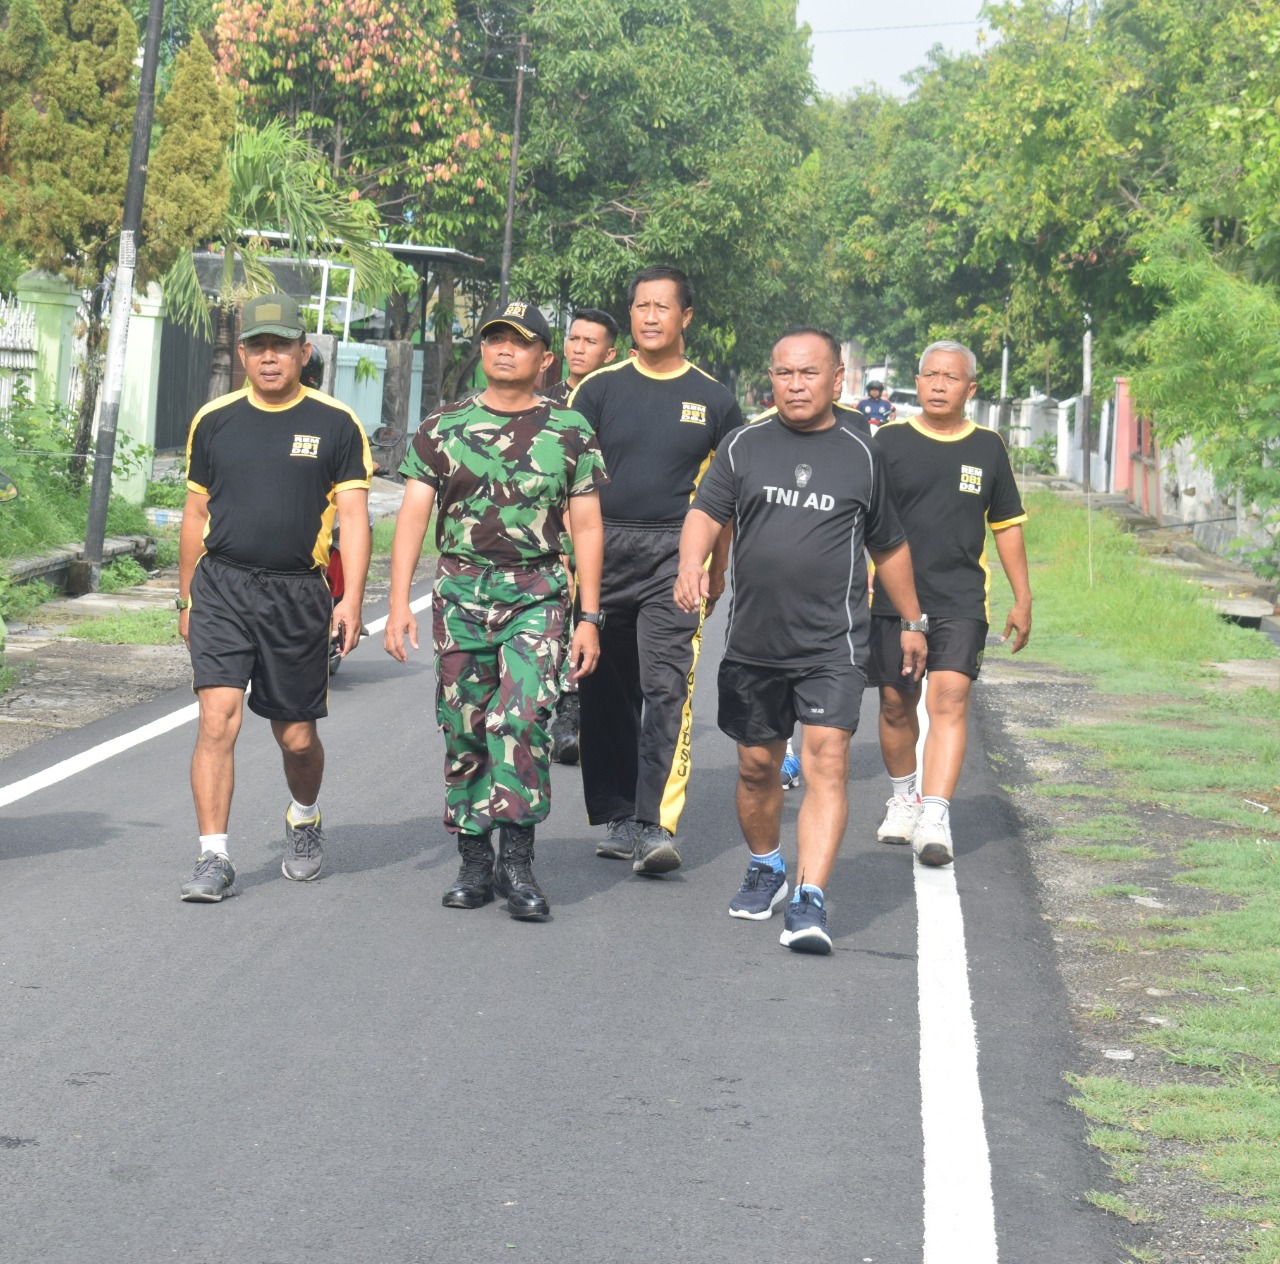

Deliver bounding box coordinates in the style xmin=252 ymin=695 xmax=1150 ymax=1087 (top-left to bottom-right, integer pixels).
xmin=162 ymin=120 xmax=411 ymax=400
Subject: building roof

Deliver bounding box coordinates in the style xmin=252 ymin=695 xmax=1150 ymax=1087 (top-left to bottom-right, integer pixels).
xmin=238 ymin=231 xmax=483 ymax=268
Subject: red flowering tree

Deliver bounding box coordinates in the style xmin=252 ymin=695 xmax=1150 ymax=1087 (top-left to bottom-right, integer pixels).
xmin=213 ymin=0 xmax=506 ymax=248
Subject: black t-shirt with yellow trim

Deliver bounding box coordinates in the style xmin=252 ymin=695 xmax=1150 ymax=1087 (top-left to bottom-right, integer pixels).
xmin=569 ymin=359 xmax=743 ymax=522
xmin=871 ymin=418 xmax=1026 ymax=622
xmin=186 ymin=386 xmax=373 ymax=572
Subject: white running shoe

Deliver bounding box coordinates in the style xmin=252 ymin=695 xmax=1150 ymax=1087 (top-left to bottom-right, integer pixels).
xmin=877 ymin=795 xmax=921 ymax=845
xmin=912 ymin=817 xmax=954 ymax=868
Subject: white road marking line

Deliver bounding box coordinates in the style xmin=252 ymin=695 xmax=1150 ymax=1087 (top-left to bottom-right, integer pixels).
xmin=0 ymin=592 xmax=434 ymax=809
xmin=914 ymin=677 xmax=998 ymax=1262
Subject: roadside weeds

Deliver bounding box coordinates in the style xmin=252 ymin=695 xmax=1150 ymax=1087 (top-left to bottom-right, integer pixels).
xmin=983 ymin=492 xmax=1280 ymax=1264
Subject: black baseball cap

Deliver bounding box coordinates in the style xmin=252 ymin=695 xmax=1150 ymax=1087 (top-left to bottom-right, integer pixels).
xmin=239 ymin=292 xmax=306 ymax=341
xmin=479 ymin=301 xmax=552 ymax=347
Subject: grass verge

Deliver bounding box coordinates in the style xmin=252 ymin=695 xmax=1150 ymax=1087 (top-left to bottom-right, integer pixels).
xmin=63 ymin=609 xmax=181 ymax=646
xmin=994 ymin=491 xmax=1280 ymax=1261
xmin=371 ymin=515 xmax=437 ymax=557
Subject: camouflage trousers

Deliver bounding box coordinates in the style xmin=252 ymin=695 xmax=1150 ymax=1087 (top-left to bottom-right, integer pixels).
xmin=432 ymin=556 xmax=569 ymax=836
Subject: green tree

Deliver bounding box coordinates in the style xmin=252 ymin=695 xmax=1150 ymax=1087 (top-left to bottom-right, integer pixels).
xmin=0 ymin=0 xmax=138 ymax=476
xmin=162 ymin=119 xmax=415 ymax=400
xmin=141 ymin=35 xmax=236 ymax=288
xmin=490 ymin=0 xmax=818 ymax=375
xmin=212 ymin=0 xmax=507 ymax=248
xmin=1128 ymin=220 xmax=1280 ymax=567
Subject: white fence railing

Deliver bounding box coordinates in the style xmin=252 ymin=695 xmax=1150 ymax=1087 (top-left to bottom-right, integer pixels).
xmin=0 ymin=296 xmax=37 ymax=413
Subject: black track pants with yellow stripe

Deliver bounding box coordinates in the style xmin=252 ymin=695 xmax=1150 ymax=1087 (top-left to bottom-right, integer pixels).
xmin=578 ymin=521 xmax=703 ymax=834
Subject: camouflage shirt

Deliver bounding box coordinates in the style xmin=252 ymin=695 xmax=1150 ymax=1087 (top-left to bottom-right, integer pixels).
xmin=400 ymin=397 xmax=608 ymax=567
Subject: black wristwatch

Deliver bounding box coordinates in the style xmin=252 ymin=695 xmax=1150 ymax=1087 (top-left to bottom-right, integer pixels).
xmin=900 ymin=614 xmax=929 ymax=633
xmin=578 ymin=610 xmax=605 ymax=630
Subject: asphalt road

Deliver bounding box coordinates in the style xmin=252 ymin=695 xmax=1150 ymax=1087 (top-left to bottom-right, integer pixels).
xmin=0 ymin=589 xmax=1124 ymax=1263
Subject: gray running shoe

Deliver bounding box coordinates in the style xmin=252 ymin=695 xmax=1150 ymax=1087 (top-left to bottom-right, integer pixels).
xmin=180 ymin=850 xmax=236 ymax=902
xmin=283 ymin=806 xmax=324 ymax=881
xmin=596 ymin=817 xmax=639 ymax=860
xmin=632 ymin=823 xmax=681 ymax=875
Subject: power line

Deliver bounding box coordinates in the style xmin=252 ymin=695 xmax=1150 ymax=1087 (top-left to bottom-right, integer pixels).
xmin=809 ymin=20 xmax=982 ymax=35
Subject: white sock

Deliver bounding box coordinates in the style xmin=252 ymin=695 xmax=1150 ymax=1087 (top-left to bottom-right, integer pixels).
xmin=920 ymin=796 xmax=950 ymax=826
xmin=199 ymin=833 xmax=230 ymax=859
xmin=890 ymin=772 xmax=917 ymax=800
xmin=289 ymin=799 xmax=319 ymax=823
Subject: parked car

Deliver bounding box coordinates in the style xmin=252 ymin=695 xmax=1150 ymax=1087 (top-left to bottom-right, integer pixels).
xmin=889 ymin=387 xmax=921 ymax=418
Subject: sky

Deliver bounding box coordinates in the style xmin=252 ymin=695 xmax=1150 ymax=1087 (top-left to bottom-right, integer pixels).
xmin=794 ymin=1 xmax=989 ymax=98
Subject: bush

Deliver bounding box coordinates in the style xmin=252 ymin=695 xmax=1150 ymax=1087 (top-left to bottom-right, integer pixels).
xmin=99 ymin=556 xmax=150 ymax=592
xmin=0 ymin=574 xmax=53 ymax=622
xmin=1009 ymin=435 xmax=1059 ymax=475
xmin=154 ymin=536 xmax=179 ymax=568
xmin=145 ymin=475 xmax=187 ymax=508
xmin=0 ymin=384 xmax=148 ymax=556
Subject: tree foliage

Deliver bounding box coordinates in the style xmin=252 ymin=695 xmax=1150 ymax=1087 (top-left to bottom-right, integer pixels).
xmin=162 ymin=119 xmax=415 ymax=398
xmin=469 ymin=0 xmax=818 ymax=372
xmin=0 ymin=0 xmax=137 ymax=287
xmin=141 ymin=35 xmax=235 ymax=286
xmin=213 ymin=0 xmax=507 ymax=247
xmin=1129 ymin=221 xmax=1280 ymax=513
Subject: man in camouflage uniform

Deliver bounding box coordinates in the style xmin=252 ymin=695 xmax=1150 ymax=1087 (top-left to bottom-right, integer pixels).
xmin=383 ymin=301 xmax=608 ymax=919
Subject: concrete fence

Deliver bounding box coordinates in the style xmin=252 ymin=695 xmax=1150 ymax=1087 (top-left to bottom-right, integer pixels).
xmin=0 ymin=297 xmax=37 ymax=413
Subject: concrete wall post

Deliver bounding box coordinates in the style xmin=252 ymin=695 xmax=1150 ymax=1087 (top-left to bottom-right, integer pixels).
xmin=15 ymin=270 xmax=80 ymax=410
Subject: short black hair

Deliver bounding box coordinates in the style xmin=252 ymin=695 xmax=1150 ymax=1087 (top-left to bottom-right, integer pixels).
xmin=570 ymin=308 xmax=620 ymax=341
xmin=771 ymin=327 xmax=844 ymax=367
xmin=626 ymin=264 xmax=693 ymax=311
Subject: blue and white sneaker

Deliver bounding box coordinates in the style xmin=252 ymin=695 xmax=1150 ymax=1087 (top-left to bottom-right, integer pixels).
xmin=729 ymin=863 xmax=790 ymax=920
xmin=780 ymin=743 xmax=802 ymax=791
xmin=779 ymin=889 xmax=832 ymax=955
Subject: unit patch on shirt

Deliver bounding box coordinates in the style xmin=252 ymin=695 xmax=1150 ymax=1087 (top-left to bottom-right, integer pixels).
xmin=679 ymin=401 xmax=708 ymax=426
xmin=959 ymin=464 xmax=983 ymax=494
xmin=291 ymin=434 xmax=321 ymax=459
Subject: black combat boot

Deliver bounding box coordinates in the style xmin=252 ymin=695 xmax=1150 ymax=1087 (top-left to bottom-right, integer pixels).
xmin=494 ymin=824 xmax=550 ymax=919
xmin=442 ymin=832 xmax=495 ymax=909
xmin=549 ymin=692 xmax=580 ymax=765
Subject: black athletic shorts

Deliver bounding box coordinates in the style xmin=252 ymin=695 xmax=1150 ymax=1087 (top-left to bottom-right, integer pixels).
xmin=188 ymin=553 xmax=332 ymax=722
xmin=717 ymin=658 xmax=865 ymax=745
xmin=865 ymin=614 xmax=988 ymax=690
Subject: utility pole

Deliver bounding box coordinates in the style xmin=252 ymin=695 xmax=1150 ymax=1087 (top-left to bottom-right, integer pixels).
xmin=1081 ymin=311 xmax=1093 ymax=492
xmin=499 ymin=33 xmax=530 ymax=307
xmin=79 ymin=0 xmax=164 ymax=593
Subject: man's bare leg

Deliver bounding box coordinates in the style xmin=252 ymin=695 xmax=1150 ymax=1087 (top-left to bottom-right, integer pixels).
xmin=878 ymin=684 xmax=921 ymax=779
xmin=181 ymin=686 xmax=245 ymax=901
xmin=735 ymin=740 xmax=787 ymax=855
xmin=919 ymin=670 xmax=972 ymax=801
xmin=191 ymin=686 xmax=245 ymax=835
xmin=272 ymin=718 xmax=326 ymax=882
xmin=876 ymin=685 xmax=923 ymax=843
xmin=794 ymin=725 xmax=852 ymax=890
xmin=271 ymin=719 xmax=325 ymax=806
xmin=914 ymin=670 xmax=974 ymax=867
